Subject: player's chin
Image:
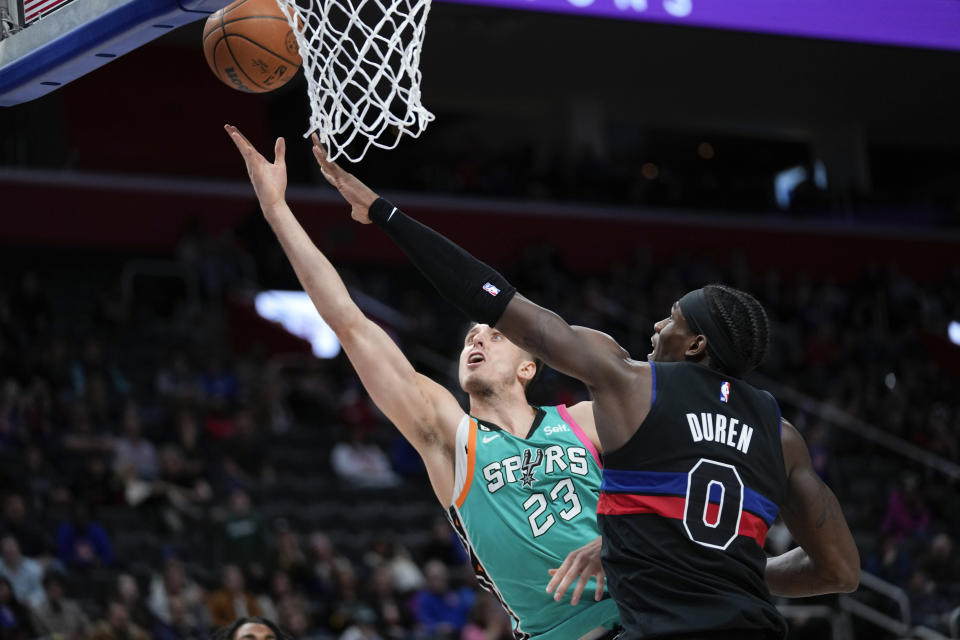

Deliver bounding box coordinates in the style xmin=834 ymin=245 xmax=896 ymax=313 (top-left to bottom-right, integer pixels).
xmin=461 ymin=371 xmax=492 ymax=395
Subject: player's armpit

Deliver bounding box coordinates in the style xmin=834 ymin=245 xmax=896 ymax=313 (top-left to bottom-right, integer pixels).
xmin=765 ymin=420 xmax=860 ymax=597
xmin=496 ymin=294 xmax=631 ymax=389
xmin=337 ymin=319 xmax=463 ymax=475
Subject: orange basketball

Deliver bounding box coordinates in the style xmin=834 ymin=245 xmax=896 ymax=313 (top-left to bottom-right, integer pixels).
xmin=202 ymin=0 xmax=302 ymax=93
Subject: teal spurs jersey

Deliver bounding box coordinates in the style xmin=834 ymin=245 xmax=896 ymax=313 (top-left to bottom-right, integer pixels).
xmin=447 ymin=405 xmax=620 ymax=640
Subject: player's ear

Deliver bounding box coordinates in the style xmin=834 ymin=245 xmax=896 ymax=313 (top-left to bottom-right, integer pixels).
xmin=685 ymin=334 xmax=708 ymax=358
xmin=517 ymin=359 xmax=537 ymax=385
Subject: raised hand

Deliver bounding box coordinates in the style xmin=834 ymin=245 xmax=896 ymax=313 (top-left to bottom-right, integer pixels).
xmin=546 ymin=536 xmax=606 ymax=606
xmin=311 ymin=133 xmax=379 ymax=223
xmin=225 ymin=124 xmax=287 ymax=212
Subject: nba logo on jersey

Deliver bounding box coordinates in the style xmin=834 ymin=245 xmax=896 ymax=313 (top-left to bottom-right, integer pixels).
xmin=482 ymin=282 xmax=500 ymax=296
xmin=720 ymin=381 xmax=731 ymax=403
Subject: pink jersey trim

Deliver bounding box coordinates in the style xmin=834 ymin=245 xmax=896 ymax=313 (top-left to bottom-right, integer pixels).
xmin=557 ymin=404 xmax=602 ymax=469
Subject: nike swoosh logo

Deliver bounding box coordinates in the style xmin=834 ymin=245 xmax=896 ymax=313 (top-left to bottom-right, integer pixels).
xmin=482 ymin=434 xmax=500 ymax=443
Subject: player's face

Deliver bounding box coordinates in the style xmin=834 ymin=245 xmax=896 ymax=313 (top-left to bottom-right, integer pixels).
xmin=233 ymin=623 xmax=275 ymax=640
xmin=649 ymin=302 xmax=696 ymax=362
xmin=459 ymin=324 xmax=534 ymax=394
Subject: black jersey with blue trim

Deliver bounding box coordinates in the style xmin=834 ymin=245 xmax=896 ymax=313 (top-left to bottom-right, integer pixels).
xmin=598 ymin=361 xmax=789 ymax=639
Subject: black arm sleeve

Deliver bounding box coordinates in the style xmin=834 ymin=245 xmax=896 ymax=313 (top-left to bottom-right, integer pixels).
xmin=369 ymin=198 xmax=516 ymax=326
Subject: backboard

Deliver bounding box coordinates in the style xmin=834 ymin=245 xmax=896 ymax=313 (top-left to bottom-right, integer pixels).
xmin=0 ymin=0 xmax=226 ymax=106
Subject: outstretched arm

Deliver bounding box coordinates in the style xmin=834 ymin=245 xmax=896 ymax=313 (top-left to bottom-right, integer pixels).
xmin=765 ymin=420 xmax=860 ymax=597
xmin=312 ymin=140 xmax=630 ymax=390
xmin=225 ymin=126 xmax=464 ymax=503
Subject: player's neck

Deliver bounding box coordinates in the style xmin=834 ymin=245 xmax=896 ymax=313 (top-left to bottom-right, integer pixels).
xmin=468 ymin=390 xmax=536 ymax=438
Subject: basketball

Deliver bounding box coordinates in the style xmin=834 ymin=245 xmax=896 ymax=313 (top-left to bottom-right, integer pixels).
xmin=202 ymin=0 xmax=302 ymax=93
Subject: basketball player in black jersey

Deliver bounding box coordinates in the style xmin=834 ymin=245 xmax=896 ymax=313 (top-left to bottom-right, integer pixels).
xmin=313 ymin=144 xmax=860 ymax=640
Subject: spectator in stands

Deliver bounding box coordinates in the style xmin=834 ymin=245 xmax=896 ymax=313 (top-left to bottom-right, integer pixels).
xmin=206 ymin=564 xmax=262 ymax=628
xmin=1 ymin=494 xmax=51 ymax=559
xmin=339 ymin=606 xmax=382 ymax=640
xmin=926 ymin=404 xmax=958 ymax=462
xmin=223 ymin=409 xmax=269 ymax=482
xmin=22 ymin=444 xmax=59 ymax=513
xmin=0 ymin=576 xmax=38 ymax=640
xmin=70 ymin=338 xmax=130 ymax=402
xmin=220 ymin=489 xmax=268 ymax=574
xmin=115 ymin=573 xmax=156 ymax=631
xmin=411 ymin=560 xmax=474 ymax=639
xmin=864 ymin=535 xmax=913 ymax=587
xmin=905 ymin=570 xmax=949 ymax=632
xmin=253 ymin=378 xmax=293 ymax=435
xmin=61 ymin=402 xmax=113 ymax=457
xmin=363 ymin=565 xmax=413 ymax=639
xmin=363 ymin=539 xmax=424 ymax=595
xmin=0 ymin=537 xmax=44 ymax=608
xmin=882 ymin=474 xmax=932 ymax=540
xmin=56 ymin=503 xmax=114 ymax=569
xmin=201 ymin=356 xmax=240 ymax=407
xmin=284 ymin=609 xmax=326 ymax=640
xmin=331 ymin=430 xmax=400 ymax=489
xmin=156 ymin=445 xmax=213 ymax=532
xmin=88 ymin=601 xmax=150 ymax=640
xmin=15 ymin=377 xmax=54 ymax=447
xmin=71 ymin=454 xmax=122 ymax=508
xmin=29 ymin=571 xmax=90 ymax=640
xmin=173 ymin=410 xmax=208 ymax=476
xmin=271 ymin=522 xmax=309 ymax=586
xmin=148 ymin=556 xmax=207 ymax=628
xmin=258 ymin=570 xmax=309 ymax=632
xmin=306 ymin=532 xmax=350 ymax=600
xmin=328 ymin=563 xmax=364 ymax=635
xmin=152 ymin=595 xmax=208 ymax=640
xmin=156 ymin=351 xmax=202 ymax=403
xmin=918 ymin=533 xmax=960 ymax=597
xmin=113 ymin=403 xmax=158 ymax=480
xmin=420 ymin=516 xmax=467 ymax=569
xmin=460 ymin=593 xmax=511 ymax=640
xmin=0 ymin=379 xmax=26 ymax=450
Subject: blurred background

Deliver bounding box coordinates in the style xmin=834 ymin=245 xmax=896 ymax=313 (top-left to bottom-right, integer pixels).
xmin=1 ymin=3 xmax=959 ymax=640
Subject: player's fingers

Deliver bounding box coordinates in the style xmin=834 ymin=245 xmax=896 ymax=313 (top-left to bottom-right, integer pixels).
xmin=552 ymin=558 xmax=583 ymax=600
xmin=274 ymin=137 xmax=286 ymax=165
xmin=312 ymin=146 xmax=342 ymax=183
xmin=569 ymin=572 xmax=591 ymax=606
xmin=594 ymin=572 xmax=605 ymax=602
xmin=224 ymin=126 xmax=248 ymax=156
xmin=311 ymin=137 xmax=337 ymax=173
xmin=545 ymin=569 xmax=561 ymax=593
xmin=553 ymin=571 xmax=575 ymax=601
xmin=546 ymin=556 xmax=573 ymax=593
xmin=318 ymin=164 xmax=334 ymax=185
xmin=311 ymin=138 xmax=325 ymax=162
xmin=311 ymin=144 xmax=326 ymax=169
xmin=226 ymin=125 xmax=255 ymax=154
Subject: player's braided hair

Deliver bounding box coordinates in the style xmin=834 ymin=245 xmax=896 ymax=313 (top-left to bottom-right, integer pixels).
xmin=702 ymin=284 xmax=769 ymax=377
xmin=213 ymin=617 xmax=295 ymax=640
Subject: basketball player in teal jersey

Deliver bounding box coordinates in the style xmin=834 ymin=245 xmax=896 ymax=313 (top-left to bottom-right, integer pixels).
xmin=224 ymin=126 xmax=621 ymax=640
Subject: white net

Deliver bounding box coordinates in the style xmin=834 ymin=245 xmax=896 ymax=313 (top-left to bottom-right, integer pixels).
xmin=275 ymin=0 xmax=435 ymax=163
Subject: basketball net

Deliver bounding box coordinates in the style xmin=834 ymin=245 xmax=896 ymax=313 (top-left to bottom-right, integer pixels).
xmin=275 ymin=0 xmax=434 ymax=163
